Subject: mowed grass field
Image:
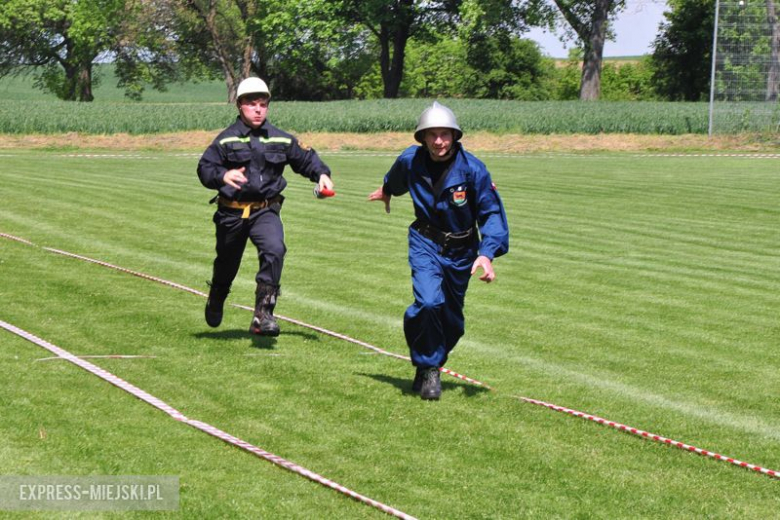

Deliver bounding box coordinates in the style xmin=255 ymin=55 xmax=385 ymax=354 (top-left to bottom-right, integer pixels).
xmin=1 ymin=149 xmax=779 ymax=518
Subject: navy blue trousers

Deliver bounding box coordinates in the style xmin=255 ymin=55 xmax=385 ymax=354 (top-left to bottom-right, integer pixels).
xmin=404 ymin=227 xmax=475 ymax=369
xmin=210 ymin=205 xmax=286 ymax=291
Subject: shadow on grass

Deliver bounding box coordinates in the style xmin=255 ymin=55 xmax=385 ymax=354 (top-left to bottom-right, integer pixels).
xmin=193 ymin=328 xmax=319 ymax=349
xmin=360 ymin=372 xmax=490 ymax=398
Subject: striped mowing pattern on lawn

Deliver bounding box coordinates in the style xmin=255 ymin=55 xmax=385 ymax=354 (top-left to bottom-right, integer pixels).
xmin=1 ymin=150 xmax=779 ymax=518
xmin=4 ymin=232 xmax=778 ymax=482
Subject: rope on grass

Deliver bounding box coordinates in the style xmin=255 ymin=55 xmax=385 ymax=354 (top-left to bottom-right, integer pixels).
xmin=0 ymin=232 xmax=35 ymax=246
xmin=520 ymin=396 xmax=780 ymax=479
xmin=230 ymin=303 xmax=492 ymax=389
xmin=0 ymin=232 xmax=491 ymax=391
xmin=0 ymin=319 xmax=417 ymax=520
xmin=35 ymin=354 xmax=157 ymax=362
xmin=44 ymin=247 xmax=209 ymax=298
xmin=6 ymin=231 xmax=780 ymax=482
xmin=1 ymin=320 xmax=187 ymax=421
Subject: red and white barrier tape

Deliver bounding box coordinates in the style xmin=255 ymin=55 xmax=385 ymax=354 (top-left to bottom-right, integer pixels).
xmin=5 ymin=231 xmax=779 ymax=481
xmin=231 ymin=303 xmax=491 ymax=389
xmin=1 ymin=320 xmax=187 ymax=421
xmin=0 ymin=232 xmax=35 ymax=246
xmin=14 ymin=236 xmax=489 ymax=390
xmin=43 ymin=247 xmax=209 ymax=298
xmin=520 ymin=396 xmax=780 ymax=479
xmin=35 ymin=354 xmax=157 ymax=362
xmin=0 ymin=319 xmax=416 ymax=519
xmin=184 ymin=419 xmax=413 ymax=515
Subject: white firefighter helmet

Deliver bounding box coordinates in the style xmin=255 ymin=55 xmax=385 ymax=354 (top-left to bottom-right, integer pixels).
xmin=414 ymin=101 xmax=462 ymax=143
xmin=236 ymin=77 xmax=271 ymax=101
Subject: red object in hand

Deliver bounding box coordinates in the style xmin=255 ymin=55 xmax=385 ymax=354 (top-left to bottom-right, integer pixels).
xmin=314 ymin=187 xmax=336 ymax=198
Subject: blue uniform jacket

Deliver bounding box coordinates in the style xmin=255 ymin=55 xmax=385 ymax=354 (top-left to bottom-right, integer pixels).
xmin=198 ymin=116 xmax=330 ymax=201
xmin=383 ymin=144 xmax=509 ymax=260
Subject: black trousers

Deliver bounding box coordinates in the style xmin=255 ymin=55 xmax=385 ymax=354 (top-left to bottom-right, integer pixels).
xmin=210 ymin=204 xmax=286 ymax=291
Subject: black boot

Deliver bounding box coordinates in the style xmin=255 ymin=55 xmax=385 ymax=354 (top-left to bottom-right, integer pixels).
xmin=412 ymin=367 xmax=424 ymax=392
xmin=420 ymin=367 xmax=441 ymax=400
xmin=250 ymin=283 xmax=280 ymax=336
xmin=205 ymin=282 xmax=230 ymax=328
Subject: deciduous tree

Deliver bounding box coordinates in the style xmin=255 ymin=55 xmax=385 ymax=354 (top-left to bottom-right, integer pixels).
xmin=0 ymin=0 xmax=124 ymax=101
xmin=339 ymin=0 xmax=528 ymax=98
xmin=650 ymin=0 xmax=714 ymax=101
xmin=174 ymin=0 xmax=258 ymax=103
xmin=525 ymin=0 xmax=627 ymax=100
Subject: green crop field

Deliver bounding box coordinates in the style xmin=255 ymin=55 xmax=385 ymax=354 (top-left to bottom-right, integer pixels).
xmin=0 ymin=66 xmax=715 ymax=135
xmin=0 ymin=65 xmax=227 ymax=104
xmin=0 ymin=98 xmax=710 ymax=136
xmin=1 ymin=150 xmax=779 ymax=518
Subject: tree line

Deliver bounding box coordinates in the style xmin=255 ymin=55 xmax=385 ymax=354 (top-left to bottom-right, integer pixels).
xmin=0 ymin=0 xmax=777 ymax=103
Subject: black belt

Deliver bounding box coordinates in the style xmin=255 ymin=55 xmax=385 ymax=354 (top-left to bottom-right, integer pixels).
xmin=411 ymin=220 xmax=477 ymax=251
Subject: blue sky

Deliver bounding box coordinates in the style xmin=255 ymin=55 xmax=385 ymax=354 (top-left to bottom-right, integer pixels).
xmin=526 ymin=0 xmax=669 ymax=58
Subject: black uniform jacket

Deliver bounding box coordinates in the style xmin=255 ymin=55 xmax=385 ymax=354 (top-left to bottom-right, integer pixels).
xmin=197 ymin=116 xmax=331 ymax=202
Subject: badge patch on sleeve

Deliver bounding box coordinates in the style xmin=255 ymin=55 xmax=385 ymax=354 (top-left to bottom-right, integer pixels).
xmin=450 ymin=186 xmax=468 ymax=207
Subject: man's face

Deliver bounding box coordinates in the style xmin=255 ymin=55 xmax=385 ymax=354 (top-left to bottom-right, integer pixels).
xmin=423 ymin=128 xmax=454 ymax=161
xmin=238 ymin=95 xmax=269 ymax=128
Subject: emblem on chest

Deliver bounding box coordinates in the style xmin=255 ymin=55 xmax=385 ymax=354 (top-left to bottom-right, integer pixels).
xmin=450 ymin=185 xmax=467 ymax=207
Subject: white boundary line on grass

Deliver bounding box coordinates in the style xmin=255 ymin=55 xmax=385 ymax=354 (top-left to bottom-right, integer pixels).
xmin=3 ymin=231 xmax=779 ymax=482
xmin=0 ymin=319 xmax=417 ymax=520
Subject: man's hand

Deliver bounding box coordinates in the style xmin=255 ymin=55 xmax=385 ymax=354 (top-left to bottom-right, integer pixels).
xmin=223 ymin=167 xmax=247 ymax=190
xmin=318 ymin=174 xmax=334 ymax=193
xmin=368 ymin=186 xmax=391 ymax=213
xmin=471 ymin=255 xmax=495 ymax=283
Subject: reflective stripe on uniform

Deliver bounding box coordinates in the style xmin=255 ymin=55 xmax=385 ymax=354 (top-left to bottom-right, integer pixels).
xmin=218 ymin=136 xmax=292 ymax=146
xmin=219 ymin=136 xmax=251 ymax=145
xmin=259 ymin=137 xmax=292 ymax=145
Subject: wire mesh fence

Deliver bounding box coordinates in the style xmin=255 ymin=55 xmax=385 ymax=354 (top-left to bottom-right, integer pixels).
xmin=709 ymin=0 xmax=780 ymax=133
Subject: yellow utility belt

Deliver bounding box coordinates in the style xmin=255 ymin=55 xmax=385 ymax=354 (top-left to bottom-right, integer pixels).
xmin=218 ymin=196 xmax=280 ymax=218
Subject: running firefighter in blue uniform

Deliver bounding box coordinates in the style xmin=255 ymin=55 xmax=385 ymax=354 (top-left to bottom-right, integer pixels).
xmin=368 ymin=101 xmax=509 ymax=400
